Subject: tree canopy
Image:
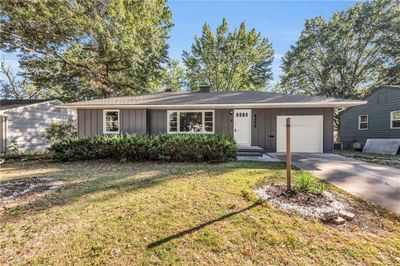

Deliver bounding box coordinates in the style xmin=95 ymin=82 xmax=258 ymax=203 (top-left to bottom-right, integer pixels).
xmin=279 ymin=0 xmax=400 ymax=99
xmin=0 ymin=0 xmax=173 ymax=101
xmin=183 ymin=18 xmax=274 ymax=91
xmin=147 ymin=59 xmax=185 ymax=92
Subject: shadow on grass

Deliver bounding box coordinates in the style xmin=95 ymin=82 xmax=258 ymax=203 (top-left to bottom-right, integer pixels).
xmin=0 ymin=160 xmax=281 ymax=224
xmin=147 ymin=201 xmax=262 ymax=249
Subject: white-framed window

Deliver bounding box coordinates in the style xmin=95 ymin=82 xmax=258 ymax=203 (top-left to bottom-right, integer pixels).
xmin=390 ymin=111 xmax=400 ymax=129
xmin=103 ymin=110 xmax=120 ymax=134
xmin=358 ymin=115 xmax=368 ymax=130
xmin=167 ymin=110 xmax=214 ymax=134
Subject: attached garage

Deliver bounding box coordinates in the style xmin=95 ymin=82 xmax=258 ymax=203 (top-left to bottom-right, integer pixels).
xmin=276 ymin=115 xmax=324 ymax=153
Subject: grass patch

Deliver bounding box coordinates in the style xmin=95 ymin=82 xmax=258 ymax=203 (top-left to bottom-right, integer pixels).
xmin=336 ymin=150 xmax=400 ymax=169
xmin=0 ymin=160 xmax=399 ymax=265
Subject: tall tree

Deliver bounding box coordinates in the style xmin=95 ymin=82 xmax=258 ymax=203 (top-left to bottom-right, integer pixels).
xmin=147 ymin=59 xmax=185 ymax=92
xmin=0 ymin=60 xmax=39 ymax=99
xmin=279 ymin=0 xmax=400 ymax=98
xmin=0 ymin=0 xmax=173 ymax=101
xmin=183 ymin=18 xmax=274 ymax=91
xmin=279 ymin=0 xmax=400 ymax=134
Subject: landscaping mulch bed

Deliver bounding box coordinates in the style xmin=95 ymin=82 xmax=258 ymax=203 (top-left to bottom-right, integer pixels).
xmin=255 ymin=183 xmax=396 ymax=233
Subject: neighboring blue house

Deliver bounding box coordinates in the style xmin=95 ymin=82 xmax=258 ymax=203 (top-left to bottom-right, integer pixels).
xmin=340 ymin=85 xmax=400 ymax=149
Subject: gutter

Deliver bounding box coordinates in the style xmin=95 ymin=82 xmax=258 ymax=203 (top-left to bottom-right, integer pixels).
xmin=0 ymin=99 xmax=63 ymax=116
xmin=58 ymin=101 xmax=367 ymax=110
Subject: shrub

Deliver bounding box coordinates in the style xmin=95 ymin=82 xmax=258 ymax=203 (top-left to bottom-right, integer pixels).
xmin=44 ymin=119 xmax=77 ymax=142
xmin=0 ymin=151 xmax=50 ymax=161
xmin=50 ymin=134 xmax=237 ymax=162
xmin=294 ymin=170 xmax=327 ymax=194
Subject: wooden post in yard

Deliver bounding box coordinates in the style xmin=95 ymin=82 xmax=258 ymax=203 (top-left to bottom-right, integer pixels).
xmin=286 ymin=117 xmax=292 ymax=191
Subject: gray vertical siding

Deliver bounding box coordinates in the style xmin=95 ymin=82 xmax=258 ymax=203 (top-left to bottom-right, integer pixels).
xmin=341 ymin=86 xmax=400 ymax=145
xmin=251 ymin=108 xmax=334 ymax=152
xmin=78 ymin=109 xmax=103 ymax=136
xmin=214 ymin=109 xmax=233 ymax=135
xmin=147 ymin=109 xmax=167 ymax=134
xmin=146 ymin=109 xmax=233 ymax=135
xmin=77 ymin=107 xmax=334 ymax=152
xmin=78 ymin=109 xmax=146 ymax=136
xmin=120 ymin=109 xmax=147 ymax=134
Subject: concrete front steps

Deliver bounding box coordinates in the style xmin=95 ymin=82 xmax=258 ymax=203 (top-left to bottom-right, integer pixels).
xmin=236 ymin=145 xmax=265 ymax=157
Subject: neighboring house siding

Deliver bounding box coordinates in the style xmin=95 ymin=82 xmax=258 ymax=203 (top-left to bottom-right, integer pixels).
xmin=0 ymin=116 xmax=6 ymax=153
xmin=251 ymin=108 xmax=334 ymax=152
xmin=3 ymin=100 xmax=75 ymax=152
xmin=78 ymin=109 xmax=147 ymax=136
xmin=341 ymin=87 xmax=400 ymax=145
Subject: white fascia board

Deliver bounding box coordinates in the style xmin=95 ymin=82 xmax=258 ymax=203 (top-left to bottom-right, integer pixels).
xmin=58 ymin=101 xmax=367 ymax=110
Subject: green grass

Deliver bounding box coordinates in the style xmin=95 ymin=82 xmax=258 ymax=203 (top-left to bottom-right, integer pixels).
xmin=336 ymin=150 xmax=400 ymax=169
xmin=0 ymin=160 xmax=399 ymax=265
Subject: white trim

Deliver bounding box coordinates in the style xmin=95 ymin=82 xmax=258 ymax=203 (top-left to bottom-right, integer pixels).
xmin=233 ymin=109 xmax=252 ymax=146
xmin=59 ymin=101 xmax=368 ymax=110
xmin=167 ymin=110 xmax=215 ymax=134
xmin=358 ymin=114 xmax=368 ymax=130
xmin=276 ymin=115 xmax=324 ymax=153
xmin=390 ymin=110 xmax=400 ymax=129
xmin=103 ymin=110 xmax=120 ymax=134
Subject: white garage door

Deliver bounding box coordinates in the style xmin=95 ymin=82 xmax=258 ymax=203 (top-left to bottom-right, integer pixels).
xmin=276 ymin=115 xmax=324 ymax=153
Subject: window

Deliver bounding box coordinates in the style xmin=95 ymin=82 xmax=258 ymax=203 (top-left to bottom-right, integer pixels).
xmin=391 ymin=111 xmax=400 ymax=129
xmin=167 ymin=110 xmax=214 ymax=134
xmin=358 ymin=115 xmax=368 ymax=130
xmin=103 ymin=110 xmax=120 ymax=134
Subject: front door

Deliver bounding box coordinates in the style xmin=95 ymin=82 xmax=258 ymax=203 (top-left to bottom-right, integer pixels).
xmin=234 ymin=109 xmax=251 ymax=146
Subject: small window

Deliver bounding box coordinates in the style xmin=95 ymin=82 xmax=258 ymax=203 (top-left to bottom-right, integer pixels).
xmin=168 ymin=112 xmax=178 ymax=132
xmin=358 ymin=115 xmax=368 ymax=130
xmin=391 ymin=111 xmax=400 ymax=129
xmin=204 ymin=112 xmax=213 ymax=132
xmin=103 ymin=110 xmax=120 ymax=134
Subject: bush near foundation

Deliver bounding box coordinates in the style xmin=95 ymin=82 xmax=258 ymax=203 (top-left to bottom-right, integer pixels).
xmin=50 ymin=134 xmax=237 ymax=162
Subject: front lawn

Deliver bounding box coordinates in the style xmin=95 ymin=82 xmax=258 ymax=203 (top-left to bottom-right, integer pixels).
xmin=0 ymin=161 xmax=399 ymax=265
xmin=336 ymin=150 xmax=400 ymax=169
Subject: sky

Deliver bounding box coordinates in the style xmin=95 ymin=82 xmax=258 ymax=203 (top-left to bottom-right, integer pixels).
xmin=1 ymin=0 xmax=360 ymax=85
xmin=167 ymin=0 xmax=358 ymax=84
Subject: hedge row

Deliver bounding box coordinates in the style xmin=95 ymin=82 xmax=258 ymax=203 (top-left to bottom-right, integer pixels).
xmin=50 ymin=134 xmax=237 ymax=162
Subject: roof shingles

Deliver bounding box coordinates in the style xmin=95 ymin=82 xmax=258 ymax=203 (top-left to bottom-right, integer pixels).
xmin=64 ymin=91 xmax=363 ymax=107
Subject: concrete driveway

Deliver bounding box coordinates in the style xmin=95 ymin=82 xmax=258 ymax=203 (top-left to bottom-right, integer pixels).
xmin=274 ymin=153 xmax=400 ymax=214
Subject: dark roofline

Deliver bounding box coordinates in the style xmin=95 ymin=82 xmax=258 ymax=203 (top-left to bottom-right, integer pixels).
xmin=340 ymin=85 xmax=400 ymax=116
xmin=60 ymin=90 xmax=366 ymax=109
xmin=361 ymin=85 xmax=400 ymax=100
xmin=0 ymin=99 xmax=57 ymax=111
